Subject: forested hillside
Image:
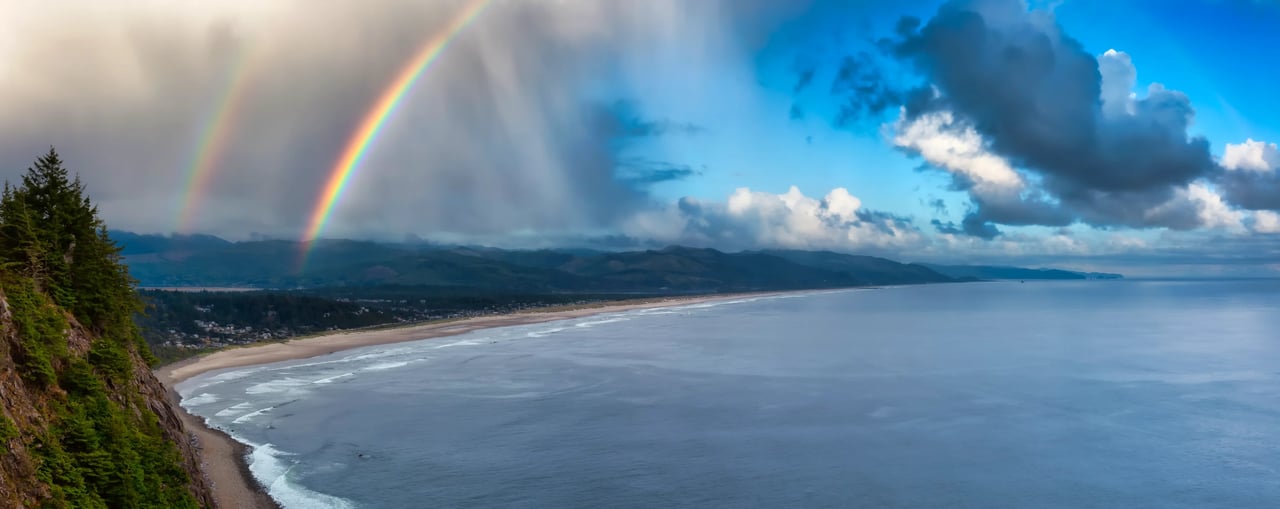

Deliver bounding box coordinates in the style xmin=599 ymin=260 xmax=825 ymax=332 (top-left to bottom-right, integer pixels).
xmin=0 ymin=149 xmax=211 ymax=507
xmin=119 ymin=237 xmax=960 ymax=290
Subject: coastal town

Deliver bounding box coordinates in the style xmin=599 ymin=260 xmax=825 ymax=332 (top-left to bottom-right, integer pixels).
xmin=139 ymin=290 xmax=615 ymax=356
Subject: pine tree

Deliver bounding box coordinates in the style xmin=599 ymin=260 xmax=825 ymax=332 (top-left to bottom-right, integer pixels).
xmin=0 ymin=147 xmax=137 ymax=333
xmin=0 ymin=148 xmax=197 ymax=506
xmin=0 ymin=182 xmax=49 ymax=281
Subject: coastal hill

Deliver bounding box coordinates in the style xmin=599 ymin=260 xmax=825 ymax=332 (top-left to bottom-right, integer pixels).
xmin=0 ymin=151 xmax=212 ymax=507
xmin=921 ymin=264 xmax=1124 ymax=281
xmin=116 ymin=233 xmax=1121 ymax=291
xmin=115 ymin=235 xmax=962 ymax=291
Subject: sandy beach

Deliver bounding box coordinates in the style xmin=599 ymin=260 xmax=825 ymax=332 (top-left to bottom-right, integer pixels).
xmin=155 ymin=292 xmax=773 ymax=508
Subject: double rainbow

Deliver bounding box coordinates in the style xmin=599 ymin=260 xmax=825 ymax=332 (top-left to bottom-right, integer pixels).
xmin=298 ymin=0 xmax=491 ymax=267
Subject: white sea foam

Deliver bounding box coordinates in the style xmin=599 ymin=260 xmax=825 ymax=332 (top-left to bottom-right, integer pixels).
xmin=214 ymin=402 xmax=254 ymax=418
xmin=637 ymin=310 xmax=679 ymax=316
xmin=363 ymin=361 xmax=410 ymax=371
xmin=278 ymin=347 xmax=414 ymax=371
xmin=575 ymin=317 xmax=630 ymax=328
xmin=273 ymin=358 xmax=355 ymax=371
xmin=233 ymin=437 xmax=356 ymax=509
xmin=312 ymin=373 xmax=355 ymax=384
xmin=182 ymin=393 xmax=219 ymax=406
xmin=674 ymin=292 xmax=826 ymax=311
xmin=685 ymin=297 xmax=758 ymax=309
xmin=434 ymin=339 xmax=483 ymax=349
xmin=527 ymin=327 xmax=567 ymax=338
xmin=182 ymin=366 xmax=265 ymax=392
xmin=207 ymin=368 xmax=263 ymax=383
xmin=345 ymin=350 xmax=405 ymax=361
xmin=232 ymin=406 xmax=275 ymax=424
xmin=246 ymin=377 xmax=310 ymax=395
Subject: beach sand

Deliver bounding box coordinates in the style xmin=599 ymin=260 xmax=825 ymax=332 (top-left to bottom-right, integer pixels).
xmin=156 ymin=292 xmax=771 ymax=508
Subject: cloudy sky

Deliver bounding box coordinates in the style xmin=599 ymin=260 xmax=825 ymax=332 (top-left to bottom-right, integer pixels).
xmin=3 ymin=0 xmax=1279 ymax=276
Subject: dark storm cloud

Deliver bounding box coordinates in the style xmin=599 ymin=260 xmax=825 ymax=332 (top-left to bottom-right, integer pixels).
xmin=829 ymin=52 xmax=902 ymax=127
xmin=1220 ymin=171 xmax=1280 ymax=210
xmin=797 ymin=0 xmax=1231 ymax=236
xmin=616 ymin=159 xmax=701 ymax=186
xmin=932 ymin=216 xmax=1000 ymax=239
xmin=855 ymin=209 xmax=918 ymax=235
xmin=931 ymin=219 xmax=964 ymax=236
xmin=891 ymin=0 xmax=1220 ymax=229
xmin=971 ymin=191 xmax=1073 ymax=228
xmin=925 ymin=197 xmax=948 ymax=216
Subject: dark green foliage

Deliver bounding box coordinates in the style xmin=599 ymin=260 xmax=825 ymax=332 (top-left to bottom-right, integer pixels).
xmin=0 ymin=149 xmax=199 ymax=507
xmin=87 ymin=340 xmax=132 ymax=384
xmin=0 ymin=413 xmax=17 ymax=442
xmin=144 ymin=344 xmax=199 ymax=366
xmin=59 ymin=359 xmax=102 ymax=397
xmin=139 ymin=290 xmax=403 ymax=334
xmin=4 ymin=276 xmax=65 ymax=387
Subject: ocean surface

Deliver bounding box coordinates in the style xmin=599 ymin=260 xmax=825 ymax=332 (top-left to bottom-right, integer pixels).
xmin=179 ymin=280 xmax=1280 ymax=508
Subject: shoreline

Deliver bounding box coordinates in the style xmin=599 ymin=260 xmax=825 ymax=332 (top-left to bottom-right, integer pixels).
xmin=155 ymin=290 xmax=792 ymax=509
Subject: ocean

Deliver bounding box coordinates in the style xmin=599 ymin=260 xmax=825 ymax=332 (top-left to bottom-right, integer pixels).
xmin=178 ymin=280 xmax=1280 ymax=508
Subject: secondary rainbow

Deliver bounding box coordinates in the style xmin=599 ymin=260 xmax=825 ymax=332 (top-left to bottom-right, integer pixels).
xmin=175 ymin=48 xmax=256 ymax=233
xmin=298 ymin=0 xmax=491 ymax=265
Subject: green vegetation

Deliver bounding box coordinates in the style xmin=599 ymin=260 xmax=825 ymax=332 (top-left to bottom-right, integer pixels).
xmin=0 ymin=413 xmax=17 ymax=442
xmin=139 ymin=290 xmax=404 ymax=335
xmin=0 ymin=149 xmax=199 ymax=507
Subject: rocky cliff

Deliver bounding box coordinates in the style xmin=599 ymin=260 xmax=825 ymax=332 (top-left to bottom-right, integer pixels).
xmin=0 ymin=281 xmax=215 ymax=507
xmin=0 ymin=149 xmax=215 ymax=507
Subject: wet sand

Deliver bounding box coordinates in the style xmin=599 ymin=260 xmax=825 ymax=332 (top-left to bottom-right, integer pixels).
xmin=155 ymin=292 xmax=776 ymax=508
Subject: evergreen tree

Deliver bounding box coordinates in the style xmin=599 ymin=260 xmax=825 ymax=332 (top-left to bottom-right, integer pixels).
xmin=0 ymin=182 xmax=48 ymax=281
xmin=0 ymin=147 xmax=137 ymax=333
xmin=0 ymin=148 xmax=198 ymax=506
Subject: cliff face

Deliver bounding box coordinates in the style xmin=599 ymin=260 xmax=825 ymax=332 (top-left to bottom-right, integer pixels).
xmin=0 ymin=283 xmax=215 ymax=507
xmin=0 ymin=149 xmax=218 ymax=507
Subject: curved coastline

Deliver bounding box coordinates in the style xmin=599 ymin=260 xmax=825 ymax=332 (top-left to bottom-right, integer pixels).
xmin=155 ymin=291 xmax=796 ymax=508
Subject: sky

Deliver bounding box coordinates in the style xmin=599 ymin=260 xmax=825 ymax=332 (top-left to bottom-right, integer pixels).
xmin=2 ymin=0 xmax=1279 ymax=276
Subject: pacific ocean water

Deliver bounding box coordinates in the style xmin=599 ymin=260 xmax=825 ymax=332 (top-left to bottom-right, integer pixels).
xmin=178 ymin=280 xmax=1280 ymax=508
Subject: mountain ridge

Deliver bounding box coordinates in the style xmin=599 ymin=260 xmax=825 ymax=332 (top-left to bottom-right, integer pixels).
xmin=113 ymin=232 xmax=1121 ymax=291
xmin=921 ymin=263 xmax=1123 ymax=280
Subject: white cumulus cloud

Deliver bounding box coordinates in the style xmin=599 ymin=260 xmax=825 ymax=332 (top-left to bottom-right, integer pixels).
xmin=1144 ymin=182 xmax=1244 ymax=231
xmin=1252 ymin=210 xmax=1280 ymax=233
xmin=625 ymin=186 xmax=924 ymax=252
xmin=1222 ymin=139 xmax=1279 ymax=172
xmin=891 ymin=108 xmax=1024 ymax=195
xmin=1098 ymin=49 xmax=1137 ymax=118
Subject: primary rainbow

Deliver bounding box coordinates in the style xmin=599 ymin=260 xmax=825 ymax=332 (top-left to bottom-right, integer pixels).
xmin=298 ymin=0 xmax=491 ymax=265
xmin=176 ymin=48 xmax=256 ymax=233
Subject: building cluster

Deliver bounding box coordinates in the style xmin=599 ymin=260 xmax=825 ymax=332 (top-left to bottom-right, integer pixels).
xmin=155 ymin=298 xmax=607 ymax=351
